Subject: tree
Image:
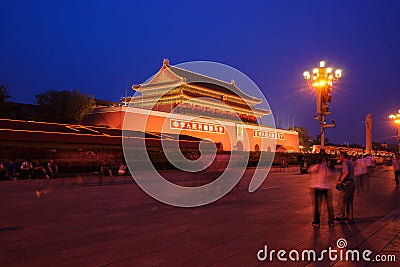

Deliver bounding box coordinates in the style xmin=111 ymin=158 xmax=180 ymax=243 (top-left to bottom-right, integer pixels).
xmin=372 ymin=142 xmax=388 ymax=152
xmin=35 ymin=89 xmax=96 ymax=123
xmin=0 ymin=83 xmax=11 ymax=117
xmin=0 ymin=84 xmax=10 ymax=103
xmin=290 ymin=126 xmax=312 ymax=151
xmin=348 ymin=143 xmax=364 ymax=149
xmin=312 ymin=135 xmax=331 ymax=146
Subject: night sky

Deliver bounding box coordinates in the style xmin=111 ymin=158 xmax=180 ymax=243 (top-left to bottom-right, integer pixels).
xmin=1 ymin=0 xmax=400 ymax=145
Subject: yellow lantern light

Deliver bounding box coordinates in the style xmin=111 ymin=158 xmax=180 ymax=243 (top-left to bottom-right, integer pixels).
xmin=302 ymin=60 xmax=342 ymax=152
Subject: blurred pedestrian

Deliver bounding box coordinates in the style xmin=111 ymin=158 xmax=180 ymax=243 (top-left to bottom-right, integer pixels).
xmin=47 ymin=159 xmax=59 ymax=178
xmin=392 ymin=153 xmax=400 ymax=186
xmin=335 ymin=152 xmax=355 ymax=221
xmin=298 ymin=154 xmax=308 ymax=174
xmin=0 ymin=161 xmax=6 ymax=179
xmin=35 ymin=187 xmax=51 ymax=198
xmin=309 ymin=155 xmax=334 ymax=227
xmin=100 ymin=161 xmax=113 ymax=176
xmin=99 ymin=160 xmax=113 ymax=184
xmin=364 ymin=154 xmax=374 ymax=175
xmin=354 ymin=155 xmax=368 ymax=192
xmin=118 ymin=161 xmax=128 ymax=176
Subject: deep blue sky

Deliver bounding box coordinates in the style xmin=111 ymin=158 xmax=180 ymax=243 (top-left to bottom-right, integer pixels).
xmin=1 ymin=0 xmax=400 ymax=145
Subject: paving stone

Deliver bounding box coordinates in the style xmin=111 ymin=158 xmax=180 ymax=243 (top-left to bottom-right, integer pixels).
xmin=370 ymin=228 xmax=399 ymax=241
xmin=1 ymin=169 xmax=400 ymax=266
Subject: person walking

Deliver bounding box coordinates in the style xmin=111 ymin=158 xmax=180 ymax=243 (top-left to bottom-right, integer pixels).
xmin=392 ymin=153 xmax=400 ymax=186
xmin=309 ymin=155 xmax=334 ymax=227
xmin=335 ymin=152 xmax=355 ymax=221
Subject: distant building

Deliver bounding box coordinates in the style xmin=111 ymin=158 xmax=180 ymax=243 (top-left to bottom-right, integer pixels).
xmin=312 ymin=145 xmax=393 ymax=156
xmin=85 ymin=59 xmax=299 ymax=152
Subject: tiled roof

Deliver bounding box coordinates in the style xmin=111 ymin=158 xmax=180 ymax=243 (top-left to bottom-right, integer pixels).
xmin=167 ymin=65 xmax=262 ymax=103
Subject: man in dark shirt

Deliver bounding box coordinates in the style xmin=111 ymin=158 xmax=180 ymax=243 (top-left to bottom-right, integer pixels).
xmin=335 ymin=152 xmax=355 ymax=221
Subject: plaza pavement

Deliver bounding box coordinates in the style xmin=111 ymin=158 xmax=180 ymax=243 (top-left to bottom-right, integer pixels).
xmin=0 ymin=167 xmax=399 ymax=267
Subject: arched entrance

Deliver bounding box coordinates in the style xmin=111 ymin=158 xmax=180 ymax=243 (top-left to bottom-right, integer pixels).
xmin=216 ymin=142 xmax=223 ymax=151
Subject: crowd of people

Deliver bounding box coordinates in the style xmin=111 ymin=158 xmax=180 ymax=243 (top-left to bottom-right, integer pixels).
xmin=0 ymin=159 xmax=59 ymax=180
xmin=2 ymin=153 xmax=399 ymax=219
xmin=99 ymin=161 xmax=129 ymax=177
xmin=308 ymin=152 xmax=400 ymax=227
xmin=0 ymin=158 xmax=132 ymax=181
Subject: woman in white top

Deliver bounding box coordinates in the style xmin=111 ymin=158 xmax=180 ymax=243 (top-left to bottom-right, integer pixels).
xmin=309 ymin=155 xmax=335 ymax=227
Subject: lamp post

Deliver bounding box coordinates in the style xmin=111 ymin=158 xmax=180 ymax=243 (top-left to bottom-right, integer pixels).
xmin=303 ymin=60 xmax=342 ymax=153
xmin=389 ymin=110 xmax=400 ymax=153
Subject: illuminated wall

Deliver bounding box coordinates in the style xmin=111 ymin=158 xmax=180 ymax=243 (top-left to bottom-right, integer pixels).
xmin=85 ymin=106 xmax=300 ymax=152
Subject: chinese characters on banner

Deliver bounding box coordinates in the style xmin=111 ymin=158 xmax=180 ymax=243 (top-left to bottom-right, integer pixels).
xmin=253 ymin=130 xmax=285 ymax=140
xmin=170 ymin=119 xmax=225 ymax=134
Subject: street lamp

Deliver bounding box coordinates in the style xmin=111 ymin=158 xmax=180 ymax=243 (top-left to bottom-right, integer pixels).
xmin=303 ymin=60 xmax=342 ymax=153
xmin=389 ymin=110 xmax=400 ymax=153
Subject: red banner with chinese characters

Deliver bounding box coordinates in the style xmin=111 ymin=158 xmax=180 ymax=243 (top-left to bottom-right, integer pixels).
xmin=170 ymin=119 xmax=225 ymax=134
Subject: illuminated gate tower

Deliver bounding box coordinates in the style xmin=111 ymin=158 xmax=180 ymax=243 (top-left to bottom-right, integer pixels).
xmin=86 ymin=59 xmax=299 ymax=152
xmin=127 ymin=59 xmax=267 ymax=125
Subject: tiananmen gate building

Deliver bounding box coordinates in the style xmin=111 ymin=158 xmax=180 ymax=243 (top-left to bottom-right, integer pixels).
xmin=85 ymin=59 xmax=299 ymax=152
